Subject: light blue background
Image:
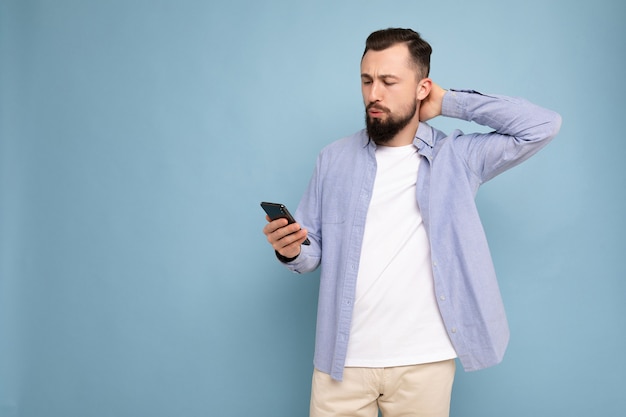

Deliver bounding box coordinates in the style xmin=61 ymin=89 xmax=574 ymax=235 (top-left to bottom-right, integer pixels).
xmin=1 ymin=0 xmax=624 ymax=416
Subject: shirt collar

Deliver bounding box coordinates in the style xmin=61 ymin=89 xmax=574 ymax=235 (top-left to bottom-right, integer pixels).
xmin=414 ymin=122 xmax=434 ymax=148
xmin=413 ymin=122 xmax=435 ymax=160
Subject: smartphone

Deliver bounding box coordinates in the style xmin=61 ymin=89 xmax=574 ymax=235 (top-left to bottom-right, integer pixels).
xmin=260 ymin=201 xmax=310 ymax=245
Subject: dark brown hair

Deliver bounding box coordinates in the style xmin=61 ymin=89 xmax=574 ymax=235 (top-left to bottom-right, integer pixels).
xmin=363 ymin=28 xmax=432 ymax=78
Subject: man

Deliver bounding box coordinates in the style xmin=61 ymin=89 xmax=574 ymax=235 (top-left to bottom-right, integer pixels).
xmin=262 ymin=28 xmax=561 ymax=417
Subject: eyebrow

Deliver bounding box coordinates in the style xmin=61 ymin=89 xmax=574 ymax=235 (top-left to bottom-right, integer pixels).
xmin=360 ymin=74 xmax=400 ymax=81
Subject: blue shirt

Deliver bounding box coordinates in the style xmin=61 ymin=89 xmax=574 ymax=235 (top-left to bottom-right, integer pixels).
xmin=281 ymin=89 xmax=562 ymax=381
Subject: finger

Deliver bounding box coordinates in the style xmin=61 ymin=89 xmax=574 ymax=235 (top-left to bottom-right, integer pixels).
xmin=274 ymin=229 xmax=308 ymax=257
xmin=270 ymin=223 xmax=303 ymax=243
xmin=264 ymin=222 xmax=299 ymax=245
xmin=263 ymin=218 xmax=289 ymax=235
xmin=269 ymin=224 xmax=306 ymax=249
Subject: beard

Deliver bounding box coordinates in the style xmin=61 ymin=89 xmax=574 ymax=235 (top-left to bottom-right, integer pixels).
xmin=365 ymin=100 xmax=417 ymax=145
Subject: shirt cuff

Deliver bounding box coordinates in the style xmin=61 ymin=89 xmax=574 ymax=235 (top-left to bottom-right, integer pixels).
xmin=441 ymin=89 xmax=480 ymax=120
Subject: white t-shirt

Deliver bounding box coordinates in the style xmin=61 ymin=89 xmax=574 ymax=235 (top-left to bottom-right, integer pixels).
xmin=344 ymin=144 xmax=457 ymax=367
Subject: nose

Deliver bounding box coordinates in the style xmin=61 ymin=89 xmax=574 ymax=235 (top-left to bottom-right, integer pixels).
xmin=366 ymin=81 xmax=382 ymax=104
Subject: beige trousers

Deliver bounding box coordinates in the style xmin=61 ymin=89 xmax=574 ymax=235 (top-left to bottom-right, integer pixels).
xmin=310 ymin=360 xmax=456 ymax=417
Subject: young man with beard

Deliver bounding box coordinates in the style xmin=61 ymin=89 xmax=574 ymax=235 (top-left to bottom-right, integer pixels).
xmin=262 ymin=28 xmax=561 ymax=417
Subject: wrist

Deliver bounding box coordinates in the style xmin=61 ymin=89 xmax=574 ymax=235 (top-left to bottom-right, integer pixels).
xmin=275 ymin=250 xmax=299 ymax=263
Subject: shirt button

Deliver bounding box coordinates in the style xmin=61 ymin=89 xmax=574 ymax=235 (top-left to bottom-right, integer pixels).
xmin=433 ymin=262 xmax=438 ymax=267
xmin=440 ymin=295 xmax=446 ymax=301
xmin=451 ymin=328 xmax=457 ymax=334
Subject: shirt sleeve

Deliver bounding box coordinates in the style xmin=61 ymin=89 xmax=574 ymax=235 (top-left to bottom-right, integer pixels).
xmin=276 ymin=153 xmax=324 ymax=274
xmin=441 ymin=89 xmax=562 ymax=183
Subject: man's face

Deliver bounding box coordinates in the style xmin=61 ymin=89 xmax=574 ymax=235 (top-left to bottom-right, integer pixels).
xmin=361 ymin=43 xmax=421 ymax=144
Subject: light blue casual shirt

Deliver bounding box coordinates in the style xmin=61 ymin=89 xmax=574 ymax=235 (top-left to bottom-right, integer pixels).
xmin=280 ymin=89 xmax=562 ymax=381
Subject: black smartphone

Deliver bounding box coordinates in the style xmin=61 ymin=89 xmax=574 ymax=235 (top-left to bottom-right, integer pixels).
xmin=260 ymin=201 xmax=311 ymax=245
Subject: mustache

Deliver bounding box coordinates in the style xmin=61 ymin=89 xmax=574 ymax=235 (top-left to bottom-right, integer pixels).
xmin=366 ymin=102 xmax=390 ymax=113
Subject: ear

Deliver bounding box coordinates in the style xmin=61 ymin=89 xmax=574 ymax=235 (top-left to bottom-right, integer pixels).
xmin=416 ymin=78 xmax=432 ymax=101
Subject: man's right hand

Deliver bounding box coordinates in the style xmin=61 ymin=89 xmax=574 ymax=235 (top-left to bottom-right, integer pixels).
xmin=263 ymin=216 xmax=308 ymax=259
xmin=419 ymin=82 xmax=446 ymax=122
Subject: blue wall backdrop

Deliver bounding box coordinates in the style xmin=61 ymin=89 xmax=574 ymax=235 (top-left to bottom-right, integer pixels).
xmin=1 ymin=0 xmax=624 ymax=416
